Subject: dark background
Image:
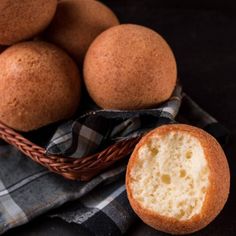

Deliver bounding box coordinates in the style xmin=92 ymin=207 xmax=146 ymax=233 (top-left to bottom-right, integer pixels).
xmin=5 ymin=0 xmax=236 ymax=235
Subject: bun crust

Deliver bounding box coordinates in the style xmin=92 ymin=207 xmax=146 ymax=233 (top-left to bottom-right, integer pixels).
xmin=0 ymin=0 xmax=57 ymax=45
xmin=44 ymin=0 xmax=119 ymax=63
xmin=0 ymin=41 xmax=81 ymax=132
xmin=84 ymin=24 xmax=177 ymax=110
xmin=126 ymin=124 xmax=230 ymax=234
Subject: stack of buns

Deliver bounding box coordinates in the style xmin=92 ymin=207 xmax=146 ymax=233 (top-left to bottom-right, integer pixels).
xmin=0 ymin=0 xmax=177 ymax=131
xmin=0 ymin=0 xmax=120 ymax=131
xmin=0 ymin=1 xmax=230 ymax=234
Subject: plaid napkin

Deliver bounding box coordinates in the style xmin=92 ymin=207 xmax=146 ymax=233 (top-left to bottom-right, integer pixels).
xmin=46 ymin=85 xmax=182 ymax=158
xmin=0 ymin=88 xmax=229 ymax=235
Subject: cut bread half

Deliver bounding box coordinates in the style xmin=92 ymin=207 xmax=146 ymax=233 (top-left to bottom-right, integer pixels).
xmin=126 ymin=124 xmax=230 ymax=234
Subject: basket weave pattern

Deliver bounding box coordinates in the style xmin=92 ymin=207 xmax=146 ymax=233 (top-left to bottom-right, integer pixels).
xmin=0 ymin=122 xmax=141 ymax=181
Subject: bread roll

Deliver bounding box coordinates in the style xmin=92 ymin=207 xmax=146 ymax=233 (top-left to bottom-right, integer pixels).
xmin=84 ymin=24 xmax=177 ymax=110
xmin=44 ymin=0 xmax=119 ymax=63
xmin=0 ymin=0 xmax=57 ymax=45
xmin=126 ymin=124 xmax=230 ymax=234
xmin=0 ymin=41 xmax=81 ymax=132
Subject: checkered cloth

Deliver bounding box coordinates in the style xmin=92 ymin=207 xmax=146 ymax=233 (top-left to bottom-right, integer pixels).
xmin=46 ymin=85 xmax=182 ymax=158
xmin=0 ymin=86 xmax=229 ymax=235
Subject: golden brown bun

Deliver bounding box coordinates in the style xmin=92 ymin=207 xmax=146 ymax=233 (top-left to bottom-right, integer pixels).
xmin=83 ymin=24 xmax=177 ymax=110
xmin=0 ymin=41 xmax=81 ymax=132
xmin=0 ymin=0 xmax=57 ymax=45
xmin=126 ymin=124 xmax=230 ymax=234
xmin=44 ymin=0 xmax=119 ymax=64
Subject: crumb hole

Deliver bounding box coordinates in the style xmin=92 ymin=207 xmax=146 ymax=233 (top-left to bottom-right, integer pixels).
xmin=186 ymin=150 xmax=192 ymax=159
xmin=201 ymin=186 xmax=207 ymax=193
xmin=189 ymin=183 xmax=193 ymax=189
xmin=161 ymin=174 xmax=171 ymax=184
xmin=189 ymin=191 xmax=194 ymax=196
xmin=150 ymin=147 xmax=159 ymax=156
xmin=188 ymin=205 xmax=194 ymax=215
xmin=180 ymin=169 xmax=186 ymax=178
xmin=176 ymin=209 xmax=185 ymax=219
xmin=178 ymin=201 xmax=185 ymax=207
xmin=201 ymin=167 xmax=209 ymax=176
xmin=147 ymin=141 xmax=159 ymax=156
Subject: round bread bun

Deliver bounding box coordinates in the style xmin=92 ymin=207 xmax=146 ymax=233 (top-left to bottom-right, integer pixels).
xmin=126 ymin=124 xmax=230 ymax=234
xmin=83 ymin=24 xmax=177 ymax=110
xmin=0 ymin=0 xmax=57 ymax=45
xmin=44 ymin=0 xmax=119 ymax=64
xmin=0 ymin=41 xmax=81 ymax=132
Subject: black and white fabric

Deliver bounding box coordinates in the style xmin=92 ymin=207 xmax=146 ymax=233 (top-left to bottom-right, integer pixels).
xmin=46 ymin=85 xmax=182 ymax=158
xmin=0 ymin=87 xmax=229 ymax=235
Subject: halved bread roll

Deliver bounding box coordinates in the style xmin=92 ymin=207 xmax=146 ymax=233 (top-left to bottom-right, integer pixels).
xmin=126 ymin=124 xmax=230 ymax=234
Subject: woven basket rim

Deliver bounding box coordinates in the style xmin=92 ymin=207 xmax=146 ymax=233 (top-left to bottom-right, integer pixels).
xmin=0 ymin=121 xmax=141 ymax=181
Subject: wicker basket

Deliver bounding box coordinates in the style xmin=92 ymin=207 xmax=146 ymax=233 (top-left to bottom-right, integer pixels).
xmin=0 ymin=121 xmax=141 ymax=181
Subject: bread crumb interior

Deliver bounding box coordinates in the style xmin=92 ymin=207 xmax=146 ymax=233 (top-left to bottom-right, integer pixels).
xmin=130 ymin=131 xmax=209 ymax=220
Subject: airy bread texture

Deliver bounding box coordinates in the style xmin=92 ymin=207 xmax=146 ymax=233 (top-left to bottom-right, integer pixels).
xmin=84 ymin=24 xmax=177 ymax=110
xmin=0 ymin=41 xmax=81 ymax=132
xmin=0 ymin=0 xmax=57 ymax=45
xmin=126 ymin=124 xmax=230 ymax=234
xmin=44 ymin=0 xmax=119 ymax=64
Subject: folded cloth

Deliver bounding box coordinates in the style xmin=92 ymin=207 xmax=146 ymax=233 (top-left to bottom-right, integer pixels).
xmin=46 ymin=85 xmax=182 ymax=158
xmin=0 ymin=90 xmax=229 ymax=235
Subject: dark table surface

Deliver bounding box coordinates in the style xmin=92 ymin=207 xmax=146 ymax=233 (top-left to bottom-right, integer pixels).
xmin=4 ymin=0 xmax=236 ymax=235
